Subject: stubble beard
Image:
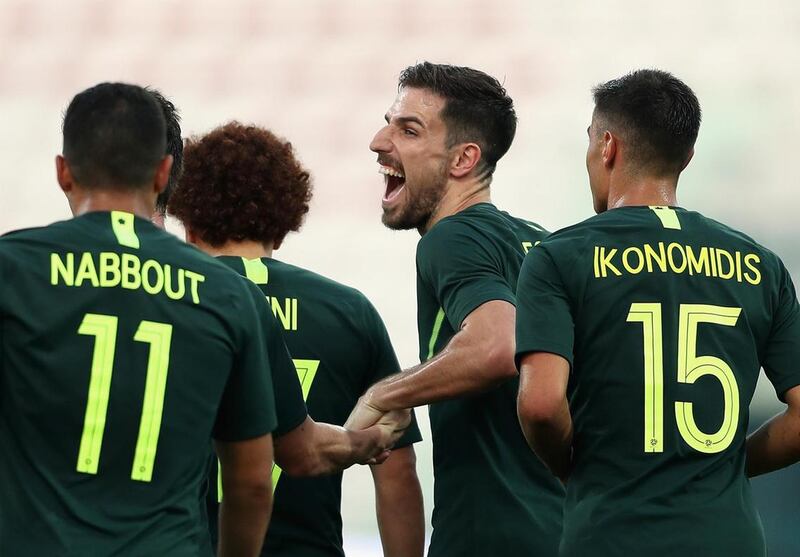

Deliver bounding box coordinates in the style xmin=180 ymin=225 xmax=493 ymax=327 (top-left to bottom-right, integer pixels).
xmin=381 ymin=164 xmax=448 ymax=232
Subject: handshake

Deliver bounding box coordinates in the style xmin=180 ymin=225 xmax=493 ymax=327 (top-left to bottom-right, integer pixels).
xmin=344 ymin=389 xmax=411 ymax=466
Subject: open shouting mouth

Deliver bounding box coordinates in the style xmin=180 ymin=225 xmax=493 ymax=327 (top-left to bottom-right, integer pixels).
xmin=379 ymin=164 xmax=406 ymax=206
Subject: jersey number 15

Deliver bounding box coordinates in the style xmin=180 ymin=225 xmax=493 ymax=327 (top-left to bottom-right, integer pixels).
xmin=627 ymin=303 xmax=741 ymax=455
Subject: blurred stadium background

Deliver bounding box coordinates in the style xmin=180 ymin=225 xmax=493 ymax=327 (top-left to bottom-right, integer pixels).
xmin=1 ymin=0 xmax=798 ymax=554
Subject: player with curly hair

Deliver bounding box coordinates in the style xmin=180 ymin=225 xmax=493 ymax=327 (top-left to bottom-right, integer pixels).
xmin=169 ymin=122 xmax=424 ymax=557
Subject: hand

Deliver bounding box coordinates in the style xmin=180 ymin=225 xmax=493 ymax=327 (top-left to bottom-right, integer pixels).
xmin=345 ymin=391 xmax=386 ymax=430
xmin=349 ymin=409 xmax=412 ymax=465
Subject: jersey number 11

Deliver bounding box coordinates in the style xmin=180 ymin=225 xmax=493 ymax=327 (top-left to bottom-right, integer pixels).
xmin=76 ymin=313 xmax=173 ymax=483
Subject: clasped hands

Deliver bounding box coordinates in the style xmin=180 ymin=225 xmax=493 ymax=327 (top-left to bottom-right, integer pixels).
xmin=345 ymin=388 xmax=411 ymax=465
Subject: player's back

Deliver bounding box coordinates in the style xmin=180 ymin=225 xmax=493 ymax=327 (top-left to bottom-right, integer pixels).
xmin=0 ymin=211 xmax=273 ymax=556
xmin=214 ymin=256 xmax=421 ymax=557
xmin=529 ymin=206 xmax=792 ymax=557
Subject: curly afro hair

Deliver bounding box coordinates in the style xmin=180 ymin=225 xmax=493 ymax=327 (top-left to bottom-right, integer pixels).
xmin=168 ymin=122 xmax=312 ymax=247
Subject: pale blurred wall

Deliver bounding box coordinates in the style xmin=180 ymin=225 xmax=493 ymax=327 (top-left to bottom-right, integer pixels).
xmin=1 ymin=0 xmax=798 ymax=554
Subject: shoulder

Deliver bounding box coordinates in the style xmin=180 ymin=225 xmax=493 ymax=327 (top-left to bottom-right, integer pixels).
xmin=271 ymin=258 xmax=378 ymax=317
xmin=416 ymin=208 xmax=497 ymax=260
xmin=536 ymin=212 xmax=610 ymax=254
xmin=0 ymin=219 xmax=72 ymax=244
xmin=687 ymin=210 xmax=786 ymax=268
xmin=273 ymin=258 xmax=367 ymax=299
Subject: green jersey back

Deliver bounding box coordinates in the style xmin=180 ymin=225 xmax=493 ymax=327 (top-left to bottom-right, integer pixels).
xmin=0 ymin=212 xmax=277 ymax=556
xmin=416 ymin=203 xmax=565 ymax=557
xmin=515 ymin=206 xmax=800 ymax=557
xmin=213 ymin=256 xmax=422 ymax=557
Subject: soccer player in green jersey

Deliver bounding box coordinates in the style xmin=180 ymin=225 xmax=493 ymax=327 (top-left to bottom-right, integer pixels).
xmin=515 ymin=69 xmax=800 ymax=557
xmin=347 ymin=62 xmax=565 ymax=556
xmin=0 ymin=83 xmax=278 ymax=556
xmin=168 ymin=122 xmax=424 ymax=557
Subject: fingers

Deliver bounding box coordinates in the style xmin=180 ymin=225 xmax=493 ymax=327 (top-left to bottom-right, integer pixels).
xmin=367 ymin=450 xmax=392 ymax=465
xmin=344 ymin=397 xmax=384 ymax=430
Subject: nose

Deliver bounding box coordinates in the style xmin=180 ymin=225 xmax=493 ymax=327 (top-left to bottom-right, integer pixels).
xmin=369 ymin=125 xmax=391 ymax=154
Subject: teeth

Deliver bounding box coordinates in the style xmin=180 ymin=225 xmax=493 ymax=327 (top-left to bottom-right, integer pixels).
xmin=379 ymin=165 xmax=405 ymax=179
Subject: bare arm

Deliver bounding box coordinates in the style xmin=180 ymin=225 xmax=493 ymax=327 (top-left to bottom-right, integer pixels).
xmin=746 ymin=385 xmax=800 ymax=477
xmin=517 ymin=351 xmax=572 ymax=482
xmin=275 ymin=412 xmax=411 ymax=477
xmin=370 ymin=446 xmax=425 ymax=557
xmin=347 ymin=301 xmax=516 ymax=429
xmin=215 ymin=434 xmax=274 ymax=557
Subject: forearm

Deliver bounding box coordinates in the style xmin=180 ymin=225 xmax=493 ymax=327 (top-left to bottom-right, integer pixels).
xmin=215 ymin=436 xmax=273 ymax=557
xmin=370 ymin=334 xmax=514 ymax=412
xmin=373 ymin=451 xmax=425 ymax=557
xmin=746 ymin=408 xmax=800 ymax=477
xmin=519 ymin=399 xmax=573 ymax=482
xmin=276 ymin=420 xmax=357 ymax=476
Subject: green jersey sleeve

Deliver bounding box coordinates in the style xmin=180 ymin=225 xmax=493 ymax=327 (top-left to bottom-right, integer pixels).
xmin=250 ymin=282 xmax=308 ymax=437
xmin=515 ymin=245 xmax=575 ymax=368
xmin=417 ymin=219 xmax=516 ymax=331
xmin=762 ymin=260 xmax=800 ymax=400
xmin=363 ymin=300 xmax=422 ymax=448
xmin=213 ymin=281 xmax=278 ymax=442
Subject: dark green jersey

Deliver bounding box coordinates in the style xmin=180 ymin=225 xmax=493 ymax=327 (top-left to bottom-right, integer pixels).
xmin=515 ymin=206 xmax=800 ymax=557
xmin=208 ymin=256 xmax=422 ymax=557
xmin=416 ymin=203 xmax=565 ymax=557
xmin=0 ymin=211 xmax=277 ymax=556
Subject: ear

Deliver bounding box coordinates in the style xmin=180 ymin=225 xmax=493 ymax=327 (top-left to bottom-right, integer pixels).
xmin=56 ymin=155 xmax=73 ymax=194
xmin=450 ymin=143 xmax=482 ymax=179
xmin=679 ymin=147 xmax=694 ymax=172
xmin=153 ymin=155 xmax=174 ymax=194
xmin=602 ymin=131 xmax=617 ymax=169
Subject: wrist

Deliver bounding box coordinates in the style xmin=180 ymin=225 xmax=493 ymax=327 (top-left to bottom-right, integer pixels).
xmin=365 ymin=383 xmax=391 ymax=412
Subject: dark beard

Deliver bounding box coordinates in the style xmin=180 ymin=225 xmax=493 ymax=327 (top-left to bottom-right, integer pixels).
xmin=382 ymin=168 xmax=447 ymax=232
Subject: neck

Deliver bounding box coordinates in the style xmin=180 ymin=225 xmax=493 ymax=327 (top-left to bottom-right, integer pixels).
xmin=606 ymin=174 xmax=678 ymax=210
xmin=421 ymin=177 xmax=491 ymax=234
xmin=195 ymin=239 xmax=274 ymax=259
xmin=70 ymin=190 xmax=157 ymax=219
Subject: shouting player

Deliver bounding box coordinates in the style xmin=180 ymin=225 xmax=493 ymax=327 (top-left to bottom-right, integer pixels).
xmin=348 ymin=62 xmax=565 ymax=556
xmin=0 ymin=83 xmax=277 ymax=556
xmin=515 ymin=69 xmax=800 ymax=556
xmin=168 ymin=122 xmax=424 ymax=557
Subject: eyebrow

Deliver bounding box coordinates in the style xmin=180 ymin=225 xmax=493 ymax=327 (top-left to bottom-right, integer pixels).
xmin=385 ymin=114 xmax=426 ymax=128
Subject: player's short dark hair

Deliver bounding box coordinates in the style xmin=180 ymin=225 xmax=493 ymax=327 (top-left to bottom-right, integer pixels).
xmin=592 ymin=69 xmax=701 ymax=176
xmin=62 ymin=82 xmax=167 ymax=189
xmin=148 ymin=89 xmax=183 ymax=215
xmin=398 ymin=61 xmax=517 ymax=180
xmin=168 ymin=122 xmax=312 ymax=247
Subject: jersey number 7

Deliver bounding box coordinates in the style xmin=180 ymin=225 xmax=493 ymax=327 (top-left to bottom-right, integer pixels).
xmin=627 ymin=303 xmax=741 ymax=454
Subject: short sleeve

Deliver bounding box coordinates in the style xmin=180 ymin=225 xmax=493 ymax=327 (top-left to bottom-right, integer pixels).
xmin=515 ymin=245 xmax=575 ymax=369
xmin=417 ymin=220 xmax=515 ymax=330
xmin=213 ymin=282 xmax=278 ymax=442
xmin=762 ymin=261 xmax=800 ymax=401
xmin=254 ymin=283 xmax=309 ymax=437
xmin=362 ymin=299 xmax=422 ymax=447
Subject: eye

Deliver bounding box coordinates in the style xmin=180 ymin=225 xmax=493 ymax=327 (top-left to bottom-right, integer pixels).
xmin=403 ymin=128 xmax=417 ymax=137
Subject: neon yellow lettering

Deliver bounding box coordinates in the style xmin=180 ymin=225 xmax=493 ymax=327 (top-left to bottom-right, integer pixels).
xmin=99 ymin=252 xmax=121 ymax=287
xmin=141 ymin=259 xmax=164 ymax=295
xmin=51 ymin=252 xmax=74 ymax=286
xmin=75 ymin=252 xmax=100 ymax=287
xmin=121 ymin=254 xmax=141 ymax=290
